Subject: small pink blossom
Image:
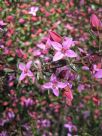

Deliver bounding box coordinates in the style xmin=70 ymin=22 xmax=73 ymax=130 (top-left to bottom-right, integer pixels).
xmin=51 ymin=37 xmax=77 ymax=61
xmin=43 ymin=74 xmax=67 ymax=96
xmin=20 ymin=97 xmax=33 ymax=107
xmin=19 ymin=61 xmax=34 ymax=81
xmin=29 ymin=7 xmax=39 ymax=16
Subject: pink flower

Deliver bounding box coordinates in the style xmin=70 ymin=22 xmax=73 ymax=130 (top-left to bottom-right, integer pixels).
xmin=19 ymin=61 xmax=34 ymax=81
xmin=43 ymin=74 xmax=67 ymax=96
xmin=20 ymin=97 xmax=33 ymax=108
xmin=90 ymin=14 xmax=100 ymax=29
xmin=29 ymin=7 xmax=39 ymax=16
xmin=37 ymin=43 xmax=49 ymax=55
xmin=64 ymin=122 xmax=77 ymax=136
xmin=51 ymin=37 xmax=77 ymax=61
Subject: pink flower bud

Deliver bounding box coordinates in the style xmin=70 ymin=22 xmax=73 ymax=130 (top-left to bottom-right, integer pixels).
xmin=19 ymin=18 xmax=25 ymax=24
xmin=49 ymin=31 xmax=62 ymax=43
xmin=90 ymin=14 xmax=100 ymax=29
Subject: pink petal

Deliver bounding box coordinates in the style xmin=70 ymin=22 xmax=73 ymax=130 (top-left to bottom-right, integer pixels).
xmin=43 ymin=82 xmax=52 ymax=89
xmin=19 ymin=63 xmax=25 ymax=71
xmin=37 ymin=43 xmax=46 ymax=50
xmin=65 ymin=49 xmax=77 ymax=58
xmin=82 ymin=66 xmax=89 ymax=70
xmin=63 ymin=37 xmax=73 ymax=49
xmin=51 ymin=41 xmax=62 ymax=51
xmin=46 ymin=39 xmax=51 ymax=48
xmin=94 ymin=69 xmax=102 ymax=78
xmin=52 ymin=88 xmax=59 ymax=96
xmin=33 ymin=49 xmax=41 ymax=56
xmin=27 ymin=70 xmax=33 ymax=77
xmin=19 ymin=72 xmax=26 ymax=81
xmin=26 ymin=61 xmax=32 ymax=69
xmin=57 ymin=82 xmax=67 ymax=88
xmin=53 ymin=52 xmax=64 ymax=61
xmin=50 ymin=74 xmax=57 ymax=82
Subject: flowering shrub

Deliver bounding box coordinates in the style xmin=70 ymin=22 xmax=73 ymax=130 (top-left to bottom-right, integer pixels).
xmin=0 ymin=0 xmax=102 ymax=136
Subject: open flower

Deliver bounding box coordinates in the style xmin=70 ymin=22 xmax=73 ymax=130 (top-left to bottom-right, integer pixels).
xmin=19 ymin=61 xmax=34 ymax=81
xmin=43 ymin=74 xmax=67 ymax=96
xmin=20 ymin=97 xmax=33 ymax=108
xmin=29 ymin=6 xmax=39 ymax=16
xmin=51 ymin=37 xmax=77 ymax=61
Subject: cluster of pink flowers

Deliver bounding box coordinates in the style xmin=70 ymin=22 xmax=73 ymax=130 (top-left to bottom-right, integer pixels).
xmin=18 ymin=31 xmax=77 ymax=105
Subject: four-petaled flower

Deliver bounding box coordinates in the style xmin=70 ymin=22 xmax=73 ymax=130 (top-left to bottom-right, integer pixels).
xmin=51 ymin=37 xmax=77 ymax=61
xmin=29 ymin=7 xmax=39 ymax=16
xmin=19 ymin=61 xmax=34 ymax=81
xmin=43 ymin=74 xmax=67 ymax=96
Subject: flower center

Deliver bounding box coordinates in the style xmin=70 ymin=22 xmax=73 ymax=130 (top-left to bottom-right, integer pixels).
xmin=24 ymin=68 xmax=28 ymax=73
xmin=62 ymin=48 xmax=66 ymax=53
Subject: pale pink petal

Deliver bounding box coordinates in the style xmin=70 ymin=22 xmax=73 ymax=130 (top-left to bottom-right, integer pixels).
xmin=34 ymin=7 xmax=39 ymax=12
xmin=19 ymin=72 xmax=26 ymax=81
xmin=57 ymin=82 xmax=67 ymax=88
xmin=53 ymin=52 xmax=64 ymax=61
xmin=50 ymin=74 xmax=57 ymax=82
xmin=63 ymin=37 xmax=73 ymax=49
xmin=26 ymin=61 xmax=32 ymax=69
xmin=37 ymin=43 xmax=46 ymax=50
xmin=65 ymin=49 xmax=77 ymax=58
xmin=33 ymin=49 xmax=41 ymax=56
xmin=64 ymin=124 xmax=72 ymax=132
xmin=27 ymin=70 xmax=33 ymax=77
xmin=43 ymin=82 xmax=52 ymax=89
xmin=51 ymin=41 xmax=62 ymax=51
xmin=93 ymin=64 xmax=99 ymax=72
xmin=82 ymin=66 xmax=89 ymax=70
xmin=52 ymin=88 xmax=59 ymax=96
xmin=65 ymin=24 xmax=74 ymax=31
xmin=94 ymin=69 xmax=102 ymax=78
xmin=46 ymin=39 xmax=51 ymax=48
xmin=19 ymin=63 xmax=25 ymax=71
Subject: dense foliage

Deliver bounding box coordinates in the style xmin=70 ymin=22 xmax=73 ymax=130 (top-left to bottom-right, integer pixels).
xmin=0 ymin=0 xmax=102 ymax=136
